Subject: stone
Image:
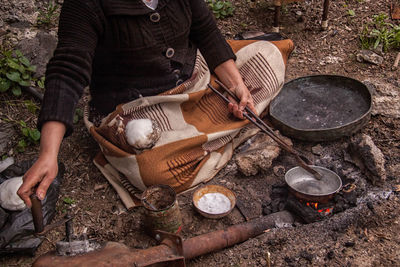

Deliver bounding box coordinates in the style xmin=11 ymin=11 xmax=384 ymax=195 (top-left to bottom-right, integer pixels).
xmin=311 ymin=144 xmax=324 ymax=155
xmin=363 ymin=79 xmax=400 ymax=118
xmin=356 ymin=50 xmax=384 ymax=65
xmin=235 ymin=132 xmax=292 ymax=176
xmin=349 ymin=134 xmax=386 ymax=183
xmin=273 ymin=165 xmax=286 ymax=177
xmin=0 ymin=123 xmax=16 ymax=156
xmin=17 ymin=31 xmax=58 ymax=77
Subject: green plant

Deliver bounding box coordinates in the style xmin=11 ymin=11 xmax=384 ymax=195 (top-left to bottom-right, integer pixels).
xmin=37 ymin=76 xmax=45 ymax=89
xmin=62 ymin=197 xmax=76 ymax=205
xmin=347 ymin=9 xmax=355 ymax=17
xmin=73 ymin=108 xmax=83 ymax=124
xmin=360 ymin=13 xmax=400 ymax=51
xmin=15 ymin=120 xmax=41 ymax=152
xmin=37 ymin=1 xmax=59 ymax=28
xmin=207 ymin=0 xmax=235 ymax=19
xmin=0 ymin=49 xmax=36 ymax=96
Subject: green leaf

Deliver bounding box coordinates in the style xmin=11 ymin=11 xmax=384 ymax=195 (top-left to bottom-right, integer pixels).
xmin=26 ymin=65 xmax=36 ymax=72
xmin=15 ymin=50 xmax=23 ymax=58
xmin=6 ymin=71 xmax=21 ymax=82
xmin=18 ymin=79 xmax=31 ymax=87
xmin=7 ymin=59 xmax=23 ymax=71
xmin=17 ymin=139 xmax=27 ymax=152
xmin=12 ymin=85 xmax=22 ymax=96
xmin=24 ymin=100 xmax=38 ymax=113
xmin=29 ymin=129 xmax=41 ymax=142
xmin=19 ymin=56 xmax=31 ymax=67
xmin=37 ymin=77 xmax=45 ymax=88
xmin=19 ymin=120 xmax=27 ymax=127
xmin=347 ymin=10 xmax=355 ymax=16
xmin=63 ymin=197 xmax=76 ymax=205
xmin=0 ymin=79 xmax=11 ymax=92
xmin=73 ymin=108 xmax=83 ymax=124
xmin=215 ymin=1 xmax=223 ymax=9
xmin=22 ymin=73 xmax=30 ymax=80
xmin=21 ymin=127 xmax=29 ymax=137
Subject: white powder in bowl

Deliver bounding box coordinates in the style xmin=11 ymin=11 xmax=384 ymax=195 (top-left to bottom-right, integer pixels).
xmin=197 ymin=192 xmax=231 ymax=214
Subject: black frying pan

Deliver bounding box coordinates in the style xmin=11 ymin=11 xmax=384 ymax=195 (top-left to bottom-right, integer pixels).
xmin=270 ymin=75 xmax=372 ymax=142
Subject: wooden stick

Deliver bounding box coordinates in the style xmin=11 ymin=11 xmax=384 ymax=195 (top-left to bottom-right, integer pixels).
xmin=208 ymin=81 xmax=322 ymax=180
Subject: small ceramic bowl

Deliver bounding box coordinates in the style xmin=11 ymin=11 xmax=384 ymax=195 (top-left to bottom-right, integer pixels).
xmin=192 ymin=185 xmax=236 ymax=219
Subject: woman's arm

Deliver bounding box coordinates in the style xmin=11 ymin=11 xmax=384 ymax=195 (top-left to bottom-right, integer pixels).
xmin=214 ymin=59 xmax=256 ymax=119
xmin=17 ymin=121 xmax=65 ymax=207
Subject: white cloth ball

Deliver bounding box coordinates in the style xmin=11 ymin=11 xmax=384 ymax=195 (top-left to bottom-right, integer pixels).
xmin=0 ymin=176 xmax=26 ymax=211
xmin=125 ymin=119 xmax=161 ymax=150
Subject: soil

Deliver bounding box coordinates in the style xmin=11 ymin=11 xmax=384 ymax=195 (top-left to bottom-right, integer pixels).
xmin=1 ymin=0 xmax=400 ymax=266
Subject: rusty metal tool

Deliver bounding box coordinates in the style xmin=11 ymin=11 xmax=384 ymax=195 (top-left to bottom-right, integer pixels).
xmin=209 ymin=80 xmax=322 ymax=180
xmin=33 ymin=211 xmax=294 ymax=266
xmin=30 ymin=193 xmax=74 ymax=236
xmin=30 ymin=193 xmax=44 ymax=233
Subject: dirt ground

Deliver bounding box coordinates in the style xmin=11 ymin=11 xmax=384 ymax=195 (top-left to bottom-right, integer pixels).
xmin=1 ymin=0 xmax=400 ymax=266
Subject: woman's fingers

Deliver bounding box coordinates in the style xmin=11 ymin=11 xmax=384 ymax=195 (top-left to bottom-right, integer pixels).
xmin=18 ymin=172 xmax=42 ymax=208
xmin=226 ymin=84 xmax=255 ymax=119
xmin=17 ymin=159 xmax=58 ymax=207
xmin=36 ymin=168 xmax=58 ymax=201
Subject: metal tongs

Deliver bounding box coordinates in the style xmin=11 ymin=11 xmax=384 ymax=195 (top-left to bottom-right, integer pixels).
xmin=208 ymin=80 xmax=322 ymax=180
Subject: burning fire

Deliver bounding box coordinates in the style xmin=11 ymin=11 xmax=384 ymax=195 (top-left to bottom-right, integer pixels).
xmin=305 ymin=202 xmax=333 ymax=215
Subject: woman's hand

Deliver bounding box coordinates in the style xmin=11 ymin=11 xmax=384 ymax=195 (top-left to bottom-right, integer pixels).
xmin=17 ymin=155 xmax=59 ymax=207
xmin=214 ymin=59 xmax=256 ymax=119
xmin=226 ymin=82 xmax=256 ymax=119
xmin=17 ymin=121 xmax=66 ymax=207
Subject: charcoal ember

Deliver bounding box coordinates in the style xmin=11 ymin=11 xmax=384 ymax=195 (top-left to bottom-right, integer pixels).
xmin=262 ymin=201 xmax=272 ymax=215
xmin=285 ymin=196 xmax=324 ymax=223
xmin=278 ymin=201 xmax=286 ymax=211
xmin=270 ymin=185 xmax=288 ymax=199
xmin=271 ymin=199 xmax=281 ymax=213
xmin=344 ymin=191 xmax=357 ymax=206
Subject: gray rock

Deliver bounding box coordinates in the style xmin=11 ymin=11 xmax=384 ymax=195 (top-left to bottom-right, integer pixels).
xmin=363 ymin=79 xmax=400 ymax=118
xmin=235 ymin=132 xmax=292 ymax=176
xmin=356 ymin=50 xmax=384 ymax=65
xmin=17 ymin=31 xmax=58 ymax=77
xmin=311 ymin=144 xmax=324 ymax=155
xmin=0 ymin=123 xmax=16 ymax=156
xmin=349 ymin=134 xmax=386 ymax=183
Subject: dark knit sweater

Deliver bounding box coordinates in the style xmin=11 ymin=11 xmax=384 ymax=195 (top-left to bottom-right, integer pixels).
xmin=38 ymin=0 xmax=236 ymax=136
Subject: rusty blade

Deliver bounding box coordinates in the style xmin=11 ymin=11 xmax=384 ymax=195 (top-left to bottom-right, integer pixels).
xmin=208 ymin=81 xmax=322 ymax=180
xmin=30 ymin=194 xmax=44 ymax=233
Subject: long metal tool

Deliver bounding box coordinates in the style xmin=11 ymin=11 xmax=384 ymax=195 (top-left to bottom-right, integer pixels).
xmin=209 ymin=80 xmax=321 ymax=180
xmin=33 ymin=211 xmax=294 ymax=266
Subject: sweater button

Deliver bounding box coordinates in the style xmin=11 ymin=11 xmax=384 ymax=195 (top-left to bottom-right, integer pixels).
xmin=172 ymin=69 xmax=180 ymax=79
xmin=176 ymin=79 xmax=184 ymax=86
xmin=165 ymin=48 xmax=175 ymax=58
xmin=150 ymin=12 xmax=160 ymax=22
